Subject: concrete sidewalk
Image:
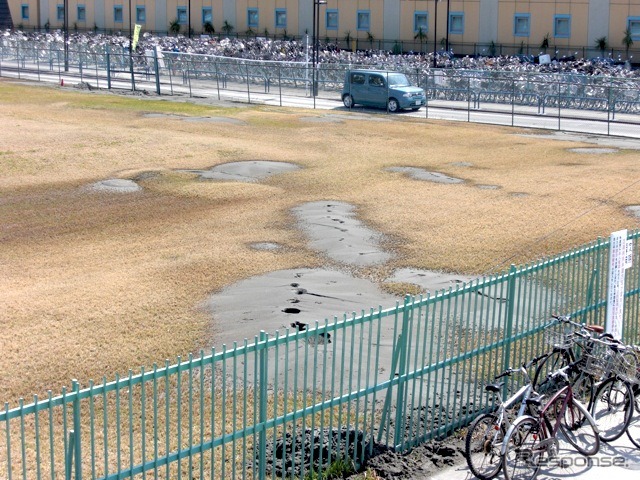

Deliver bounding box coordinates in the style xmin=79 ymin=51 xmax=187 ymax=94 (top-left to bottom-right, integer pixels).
xmin=431 ymin=432 xmax=640 ymax=480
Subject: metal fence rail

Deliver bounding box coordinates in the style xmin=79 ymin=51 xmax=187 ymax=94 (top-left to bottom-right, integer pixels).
xmin=2 ymin=42 xmax=640 ymax=138
xmin=1 ymin=231 xmax=639 ymax=479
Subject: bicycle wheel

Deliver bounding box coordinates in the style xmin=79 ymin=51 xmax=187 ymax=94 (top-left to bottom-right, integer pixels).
xmin=464 ymin=413 xmax=504 ymax=480
xmin=591 ymin=376 xmax=634 ymax=442
xmin=557 ymin=396 xmax=600 ymax=456
xmin=626 ymin=386 xmax=640 ymax=449
xmin=533 ymin=349 xmax=571 ymax=395
xmin=502 ymin=416 xmax=546 ymax=480
xmin=568 ymin=370 xmax=594 ymax=407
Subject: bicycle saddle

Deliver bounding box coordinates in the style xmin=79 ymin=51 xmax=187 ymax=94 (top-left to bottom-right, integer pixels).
xmin=485 ymin=382 xmax=504 ymax=393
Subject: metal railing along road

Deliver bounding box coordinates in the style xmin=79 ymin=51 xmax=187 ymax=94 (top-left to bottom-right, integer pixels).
xmin=1 ymin=42 xmax=640 ymax=137
xmin=2 ymin=231 xmax=639 ymax=479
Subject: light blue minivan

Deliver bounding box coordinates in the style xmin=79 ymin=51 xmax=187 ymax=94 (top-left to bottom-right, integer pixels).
xmin=341 ymin=70 xmax=426 ymax=112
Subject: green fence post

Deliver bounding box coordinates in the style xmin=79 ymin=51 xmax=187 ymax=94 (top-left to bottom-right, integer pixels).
xmin=258 ymin=331 xmax=268 ymax=480
xmin=502 ymin=265 xmax=517 ymax=399
xmin=153 ymin=48 xmax=161 ymax=95
xmin=72 ymin=380 xmax=82 ymax=480
xmin=106 ymin=52 xmax=111 ymax=89
xmin=393 ymin=296 xmax=412 ymax=450
xmin=65 ymin=431 xmax=75 ymax=480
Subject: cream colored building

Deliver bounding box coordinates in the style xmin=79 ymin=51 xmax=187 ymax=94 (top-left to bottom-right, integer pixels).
xmin=5 ymin=0 xmax=640 ymax=56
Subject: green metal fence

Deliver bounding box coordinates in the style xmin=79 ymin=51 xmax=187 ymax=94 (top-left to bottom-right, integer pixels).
xmin=2 ymin=231 xmax=639 ymax=479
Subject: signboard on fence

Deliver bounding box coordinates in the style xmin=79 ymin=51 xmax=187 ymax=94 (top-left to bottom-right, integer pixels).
xmin=606 ymin=229 xmax=633 ymax=339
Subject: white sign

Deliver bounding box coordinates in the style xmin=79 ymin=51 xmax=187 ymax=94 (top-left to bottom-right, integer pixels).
xmin=606 ymin=229 xmax=628 ymax=340
xmin=625 ymin=239 xmax=634 ymax=269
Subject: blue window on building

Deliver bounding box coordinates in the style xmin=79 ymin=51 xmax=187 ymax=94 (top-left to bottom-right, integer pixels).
xmin=202 ymin=7 xmax=212 ymax=25
xmin=57 ymin=4 xmax=65 ymax=21
xmin=21 ymin=4 xmax=29 ymax=20
xmin=357 ymin=10 xmax=370 ymax=31
xmin=136 ymin=6 xmax=146 ymax=23
xmin=514 ymin=13 xmax=530 ymax=37
xmin=114 ymin=5 xmax=123 ymax=23
xmin=449 ymin=12 xmax=464 ymax=35
xmin=247 ymin=8 xmax=258 ymax=28
xmin=554 ymin=14 xmax=571 ymax=38
xmin=326 ymin=10 xmax=338 ymax=30
xmin=629 ymin=17 xmax=640 ymax=41
xmin=414 ymin=11 xmax=428 ymax=33
xmin=275 ymin=8 xmax=286 ymax=29
xmin=77 ymin=5 xmax=86 ymax=22
xmin=177 ymin=6 xmax=187 ymax=25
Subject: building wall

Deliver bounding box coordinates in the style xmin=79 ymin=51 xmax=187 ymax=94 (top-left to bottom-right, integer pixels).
xmin=6 ymin=0 xmax=640 ymax=55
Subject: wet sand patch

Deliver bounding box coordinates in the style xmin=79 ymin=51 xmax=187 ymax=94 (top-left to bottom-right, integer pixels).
xmin=626 ymin=206 xmax=640 ymax=219
xmin=386 ymin=167 xmax=464 ymax=184
xmin=89 ymin=178 xmax=141 ymax=192
xmin=143 ymin=113 xmax=246 ymax=125
xmin=569 ymin=148 xmax=618 ymax=154
xmin=206 ymin=268 xmax=398 ymax=347
xmin=385 ymin=268 xmax=473 ymax=294
xmin=476 ymin=184 xmax=501 ymax=190
xmin=181 ymin=161 xmax=300 ymax=183
xmin=300 ymin=116 xmax=345 ymax=124
xmin=292 ymin=201 xmax=392 ymax=266
xmin=249 ymin=242 xmax=284 ymax=251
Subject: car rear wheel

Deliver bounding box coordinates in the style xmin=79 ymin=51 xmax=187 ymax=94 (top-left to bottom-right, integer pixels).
xmin=343 ymin=95 xmax=354 ymax=108
xmin=387 ymin=98 xmax=400 ymax=112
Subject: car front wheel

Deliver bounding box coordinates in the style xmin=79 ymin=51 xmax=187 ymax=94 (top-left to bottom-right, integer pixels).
xmin=343 ymin=95 xmax=354 ymax=108
xmin=387 ymin=98 xmax=400 ymax=112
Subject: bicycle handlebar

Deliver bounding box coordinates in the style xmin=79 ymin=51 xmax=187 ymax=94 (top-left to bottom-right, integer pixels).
xmin=494 ymin=354 xmax=547 ymax=380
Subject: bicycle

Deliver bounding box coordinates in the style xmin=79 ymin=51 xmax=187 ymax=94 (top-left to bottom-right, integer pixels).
xmin=534 ymin=315 xmax=636 ymax=441
xmin=464 ymin=354 xmax=546 ymax=480
xmin=501 ymin=363 xmax=600 ymax=480
xmin=532 ymin=314 xmax=603 ymax=400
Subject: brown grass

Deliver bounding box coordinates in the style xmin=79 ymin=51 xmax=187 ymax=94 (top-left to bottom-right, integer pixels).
xmin=1 ymin=79 xmax=639 ymax=405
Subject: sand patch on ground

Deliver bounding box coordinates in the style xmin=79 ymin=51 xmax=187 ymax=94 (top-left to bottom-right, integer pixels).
xmin=292 ymin=201 xmax=392 ymax=266
xmin=89 ymin=178 xmax=141 ymax=192
xmin=386 ymin=167 xmax=464 ymax=184
xmin=143 ymin=113 xmax=246 ymax=125
xmin=626 ymin=206 xmax=640 ymax=219
xmin=181 ymin=161 xmax=301 ymax=182
xmin=569 ymin=148 xmax=618 ymax=154
xmin=516 ymin=132 xmax=640 ymax=150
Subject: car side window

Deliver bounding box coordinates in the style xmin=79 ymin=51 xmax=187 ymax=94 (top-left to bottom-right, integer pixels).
xmin=369 ymin=75 xmax=385 ymax=87
xmin=351 ymin=73 xmax=365 ymax=85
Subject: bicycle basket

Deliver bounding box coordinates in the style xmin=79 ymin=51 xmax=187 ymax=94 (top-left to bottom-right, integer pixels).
xmin=610 ymin=351 xmax=639 ymax=384
xmin=544 ymin=329 xmax=574 ymax=349
xmin=583 ymin=346 xmax=613 ymax=379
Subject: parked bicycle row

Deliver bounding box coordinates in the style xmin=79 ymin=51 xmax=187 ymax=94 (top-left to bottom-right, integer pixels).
xmin=464 ymin=313 xmax=640 ymax=480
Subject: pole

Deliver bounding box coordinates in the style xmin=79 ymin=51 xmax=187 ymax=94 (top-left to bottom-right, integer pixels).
xmin=312 ymin=0 xmax=316 ymax=100
xmin=445 ymin=0 xmax=450 ymax=53
xmin=432 ymin=0 xmax=438 ymax=68
xmin=63 ymin=0 xmax=68 ymax=71
xmin=188 ymin=0 xmax=192 ymax=38
xmin=128 ymin=0 xmax=132 ymax=54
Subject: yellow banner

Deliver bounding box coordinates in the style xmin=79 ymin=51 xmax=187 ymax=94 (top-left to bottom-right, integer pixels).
xmin=132 ymin=24 xmax=142 ymax=50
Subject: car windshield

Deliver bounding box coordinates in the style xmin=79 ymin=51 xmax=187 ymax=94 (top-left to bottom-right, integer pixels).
xmin=387 ymin=74 xmax=411 ymax=87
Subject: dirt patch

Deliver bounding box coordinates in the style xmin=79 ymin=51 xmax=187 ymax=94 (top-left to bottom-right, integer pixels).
xmin=386 ymin=167 xmax=464 ymax=184
xmin=144 ymin=113 xmax=247 ymax=125
xmin=569 ymin=147 xmax=618 ymax=154
xmin=292 ymin=201 xmax=393 ymax=266
xmin=89 ymin=178 xmax=141 ymax=192
xmin=181 ymin=161 xmax=301 ymax=182
xmin=626 ymin=206 xmax=640 ymax=219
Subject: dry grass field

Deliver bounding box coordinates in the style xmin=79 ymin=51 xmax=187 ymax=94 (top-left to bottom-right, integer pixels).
xmin=1 ymin=79 xmax=639 ymax=406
